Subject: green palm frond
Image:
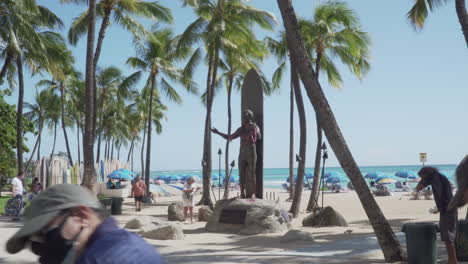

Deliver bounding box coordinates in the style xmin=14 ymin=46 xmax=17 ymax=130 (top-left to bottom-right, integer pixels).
xmin=407 ymin=0 xmax=449 ymax=29
xmin=159 ymin=77 xmax=182 ymax=104
xmin=272 ymin=61 xmax=287 ymax=90
xmin=67 ymin=10 xmax=89 ymax=45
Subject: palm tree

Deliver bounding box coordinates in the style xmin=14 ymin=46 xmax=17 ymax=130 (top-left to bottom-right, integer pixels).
xmin=407 ymin=0 xmax=468 ymax=47
xmin=36 ymin=62 xmax=80 ymax=166
xmin=296 ymin=2 xmax=370 ymax=212
xmin=24 ymin=90 xmax=49 ymax=171
xmin=277 ymin=0 xmax=403 ymax=261
xmin=82 ymin=0 xmax=97 ymax=191
xmin=43 ymin=91 xmax=61 ymax=161
xmin=65 ymin=0 xmax=173 ymax=141
xmin=0 ymin=0 xmax=65 ymax=173
xmin=68 ymin=79 xmax=86 ymax=164
xmin=180 ymin=0 xmax=276 ymax=206
xmin=127 ymin=27 xmax=197 ymax=195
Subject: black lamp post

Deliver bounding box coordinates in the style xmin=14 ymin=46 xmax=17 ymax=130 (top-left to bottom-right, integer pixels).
xmin=218 ymin=148 xmax=222 ymax=200
xmin=320 ymin=142 xmax=328 ymax=226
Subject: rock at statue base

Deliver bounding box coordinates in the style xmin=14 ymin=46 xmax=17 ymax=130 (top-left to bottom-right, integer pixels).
xmin=168 ymin=203 xmax=185 ymax=222
xmin=205 ymin=198 xmax=291 ymax=235
xmin=302 ymin=206 xmax=348 ymax=227
xmin=198 ymin=206 xmax=213 ymax=222
xmin=125 ymin=216 xmax=159 ymax=229
xmin=143 ymin=223 xmax=184 ymax=240
xmin=280 ymin=230 xmax=315 ymax=243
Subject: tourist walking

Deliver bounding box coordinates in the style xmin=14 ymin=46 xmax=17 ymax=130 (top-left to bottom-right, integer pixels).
xmin=132 ymin=175 xmax=146 ymax=211
xmin=10 ymin=172 xmax=25 ymax=221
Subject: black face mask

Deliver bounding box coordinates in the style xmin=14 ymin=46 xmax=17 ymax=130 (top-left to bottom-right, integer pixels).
xmin=31 ymin=216 xmax=82 ymax=264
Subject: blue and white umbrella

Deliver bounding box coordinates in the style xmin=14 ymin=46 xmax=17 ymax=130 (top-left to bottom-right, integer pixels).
xmin=364 ymin=171 xmax=385 ymax=180
xmin=395 ymin=170 xmax=418 ymax=179
xmin=325 ymin=176 xmax=345 ymax=184
xmin=164 ymin=175 xmax=181 ymax=183
xmin=107 ymin=169 xmax=136 ymax=180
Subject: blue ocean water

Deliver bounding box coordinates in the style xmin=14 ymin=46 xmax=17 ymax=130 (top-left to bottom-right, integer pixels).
xmin=149 ymin=164 xmax=457 ymax=189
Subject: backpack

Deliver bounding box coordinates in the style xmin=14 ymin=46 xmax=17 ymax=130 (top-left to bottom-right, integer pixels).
xmin=5 ymin=197 xmax=22 ymax=216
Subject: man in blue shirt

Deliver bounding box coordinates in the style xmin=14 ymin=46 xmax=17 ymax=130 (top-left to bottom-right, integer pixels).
xmin=6 ymin=184 xmax=165 ymax=264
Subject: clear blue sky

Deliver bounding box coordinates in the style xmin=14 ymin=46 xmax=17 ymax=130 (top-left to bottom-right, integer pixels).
xmin=5 ymin=0 xmax=468 ymax=171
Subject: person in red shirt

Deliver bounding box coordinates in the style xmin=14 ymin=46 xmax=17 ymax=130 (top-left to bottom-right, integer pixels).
xmin=132 ymin=175 xmax=146 ymax=211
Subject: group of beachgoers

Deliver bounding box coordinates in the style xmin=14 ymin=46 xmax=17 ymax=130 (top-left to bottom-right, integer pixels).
xmin=6 ymin=173 xmax=43 ymax=221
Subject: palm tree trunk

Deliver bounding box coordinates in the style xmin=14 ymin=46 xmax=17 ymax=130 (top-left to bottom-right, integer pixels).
xmin=200 ymin=49 xmax=215 ymax=207
xmin=222 ymin=76 xmax=234 ymax=200
xmin=16 ymin=55 xmax=25 ymax=173
xmin=49 ymin=122 xmax=58 ymax=161
xmin=92 ymin=8 xmax=112 ymax=142
xmin=277 ymin=1 xmax=403 ymax=261
xmin=60 ymin=83 xmax=73 ymax=165
xmin=289 ymin=65 xmax=307 ymax=218
xmin=307 ymin=112 xmax=322 ymax=211
xmin=145 ymin=74 xmax=156 ymax=195
xmin=37 ymin=131 xmax=41 ymax=161
xmin=82 ymin=0 xmax=97 ymax=191
xmin=117 ymin=143 xmax=121 ymax=161
xmin=0 ymin=53 xmax=12 ymax=84
xmin=25 ymin=124 xmax=42 ymax=173
xmin=76 ymin=118 xmax=81 ymax=164
xmin=128 ymin=136 xmax=135 ymax=162
xmin=111 ymin=140 xmax=114 ymax=160
xmin=308 ymin=55 xmax=323 ymax=211
xmin=141 ymin=121 xmax=147 ymax=175
xmin=95 ymin=106 xmax=104 ymax=163
xmin=288 ymin=66 xmax=295 ymax=200
xmin=455 ymin=0 xmax=468 ymax=47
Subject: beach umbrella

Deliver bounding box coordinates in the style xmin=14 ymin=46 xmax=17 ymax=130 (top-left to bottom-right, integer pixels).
xmin=325 ymin=176 xmax=345 ymax=184
xmin=164 ymin=175 xmax=181 ymax=183
xmin=222 ymin=174 xmax=239 ymax=183
xmin=364 ymin=171 xmax=385 ymax=180
xmin=324 ymin=171 xmax=344 ymax=178
xmin=114 ymin=168 xmax=136 ymax=176
xmin=107 ymin=169 xmax=135 ymax=180
xmin=375 ymin=176 xmax=398 ymax=184
xmin=156 ymin=175 xmax=168 ymax=180
xmin=395 ymin=170 xmax=418 ymax=179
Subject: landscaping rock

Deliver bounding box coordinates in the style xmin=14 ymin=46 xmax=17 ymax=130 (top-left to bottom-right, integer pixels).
xmin=124 ymin=216 xmax=158 ymax=229
xmin=206 ymin=198 xmax=291 ymax=235
xmin=168 ymin=203 xmax=185 ymax=222
xmin=143 ymin=223 xmax=184 ymax=240
xmin=198 ymin=206 xmax=213 ymax=222
xmin=302 ymin=206 xmax=348 ymax=227
xmin=280 ymin=230 xmax=315 ymax=243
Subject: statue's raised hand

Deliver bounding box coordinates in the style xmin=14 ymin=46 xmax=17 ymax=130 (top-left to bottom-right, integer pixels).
xmin=211 ymin=127 xmax=219 ymax=134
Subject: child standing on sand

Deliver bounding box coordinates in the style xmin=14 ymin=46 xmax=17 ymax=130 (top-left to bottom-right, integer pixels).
xmin=182 ymin=177 xmax=199 ymax=223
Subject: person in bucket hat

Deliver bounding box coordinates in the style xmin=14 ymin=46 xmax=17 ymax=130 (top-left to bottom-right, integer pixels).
xmin=448 ymin=155 xmax=468 ymax=211
xmin=6 ymin=184 xmax=165 ymax=264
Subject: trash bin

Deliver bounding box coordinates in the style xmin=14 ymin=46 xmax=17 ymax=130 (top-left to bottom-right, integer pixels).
xmin=456 ymin=220 xmax=468 ymax=261
xmin=111 ymin=197 xmax=123 ymax=215
xmin=402 ymin=222 xmax=439 ymax=264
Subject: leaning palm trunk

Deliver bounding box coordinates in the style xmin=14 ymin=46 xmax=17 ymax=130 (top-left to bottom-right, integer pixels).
xmin=456 ymin=0 xmax=468 ymax=47
xmin=49 ymin=122 xmax=58 ymax=161
xmin=95 ymin=106 xmax=104 ymax=163
xmin=289 ymin=65 xmax=307 ymax=218
xmin=25 ymin=124 xmax=43 ymax=173
xmin=82 ymin=0 xmax=97 ymax=191
xmin=16 ymin=55 xmax=25 ymax=173
xmin=144 ymin=74 xmax=156 ymax=194
xmin=223 ymin=77 xmax=234 ymax=200
xmin=141 ymin=120 xmax=147 ymax=176
xmin=60 ymin=83 xmax=73 ymax=165
xmin=288 ymin=68 xmax=295 ymax=200
xmin=92 ymin=8 xmax=112 ymax=139
xmin=277 ymin=0 xmax=403 ymax=261
xmin=128 ymin=136 xmax=135 ymax=162
xmin=307 ymin=112 xmax=322 ymax=211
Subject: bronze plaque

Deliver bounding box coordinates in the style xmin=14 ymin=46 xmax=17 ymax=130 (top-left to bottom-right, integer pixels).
xmin=219 ymin=209 xmax=247 ymax=224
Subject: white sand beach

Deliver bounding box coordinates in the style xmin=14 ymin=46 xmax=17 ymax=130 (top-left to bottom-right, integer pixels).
xmin=1 ymin=186 xmax=467 ymax=264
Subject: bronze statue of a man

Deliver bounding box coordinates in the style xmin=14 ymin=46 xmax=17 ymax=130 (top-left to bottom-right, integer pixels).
xmin=212 ymin=110 xmax=261 ymax=198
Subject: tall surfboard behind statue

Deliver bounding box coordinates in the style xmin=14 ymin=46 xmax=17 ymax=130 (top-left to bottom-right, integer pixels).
xmin=241 ymin=69 xmax=264 ymax=199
